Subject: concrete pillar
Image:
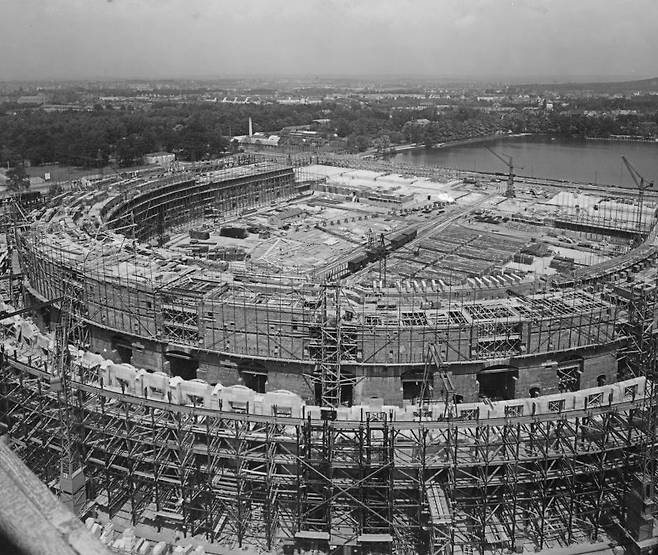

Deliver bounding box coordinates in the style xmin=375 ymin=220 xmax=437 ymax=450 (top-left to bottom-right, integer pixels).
xmin=60 ymin=466 xmax=86 ymax=516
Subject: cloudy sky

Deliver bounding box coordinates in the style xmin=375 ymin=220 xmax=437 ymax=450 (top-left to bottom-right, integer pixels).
xmin=1 ymin=0 xmax=657 ymax=82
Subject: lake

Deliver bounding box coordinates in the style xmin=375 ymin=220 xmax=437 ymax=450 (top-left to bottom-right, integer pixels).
xmin=391 ymin=135 xmax=658 ymax=188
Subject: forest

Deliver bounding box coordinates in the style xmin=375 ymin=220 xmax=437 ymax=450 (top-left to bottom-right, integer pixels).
xmin=0 ymin=102 xmax=322 ymax=167
xmin=1 ymin=98 xmax=657 ymax=168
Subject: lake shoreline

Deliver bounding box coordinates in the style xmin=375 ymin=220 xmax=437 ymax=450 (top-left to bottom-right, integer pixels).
xmin=389 ymin=134 xmax=658 ymax=189
xmin=586 ymin=136 xmax=658 ymax=144
xmin=429 ymin=132 xmax=534 ymax=151
xmin=371 ymin=133 xmax=535 ymax=159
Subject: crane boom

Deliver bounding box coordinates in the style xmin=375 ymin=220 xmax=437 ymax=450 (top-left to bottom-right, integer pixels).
xmin=621 ymin=156 xmax=643 ymax=189
xmin=621 ymin=156 xmax=654 ymax=236
xmin=486 ymin=146 xmax=512 ymax=168
xmin=486 ymin=146 xmax=516 ymax=198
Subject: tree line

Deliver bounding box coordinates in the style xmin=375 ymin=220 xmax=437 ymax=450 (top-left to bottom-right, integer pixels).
xmin=1 ymin=98 xmax=657 ymax=167
xmin=0 ymin=103 xmax=322 ymax=168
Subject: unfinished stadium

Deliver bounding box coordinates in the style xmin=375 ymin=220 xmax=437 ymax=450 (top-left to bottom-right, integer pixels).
xmin=1 ymin=154 xmax=658 ymax=554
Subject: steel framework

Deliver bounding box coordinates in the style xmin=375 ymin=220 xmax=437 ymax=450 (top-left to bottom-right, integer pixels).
xmin=616 ymin=279 xmax=658 ymax=547
xmin=3 ymin=158 xmax=658 ymax=553
xmin=0 ymin=347 xmax=657 ymax=554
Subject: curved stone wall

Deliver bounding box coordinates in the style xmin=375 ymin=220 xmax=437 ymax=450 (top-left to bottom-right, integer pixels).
xmin=0 ymin=318 xmax=652 ymax=553
xmin=13 ymin=162 xmax=642 ymax=406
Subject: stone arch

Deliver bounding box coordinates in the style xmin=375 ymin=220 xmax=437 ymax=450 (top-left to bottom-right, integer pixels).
xmin=557 ymin=356 xmax=583 ymax=392
xmin=477 ymin=364 xmax=519 ymax=401
xmin=238 ymin=361 xmax=268 ymax=393
xmin=166 ymin=350 xmax=199 ymax=380
xmin=111 ymin=335 xmax=133 ymax=364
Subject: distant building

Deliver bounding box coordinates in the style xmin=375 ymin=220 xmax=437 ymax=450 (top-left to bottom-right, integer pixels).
xmin=41 ymin=104 xmax=89 ymax=113
xmin=280 ymin=125 xmax=312 ymax=133
xmin=476 ymin=95 xmax=506 ymax=103
xmin=233 ymin=134 xmax=281 ymax=148
xmin=288 ymin=130 xmax=320 ymax=140
xmin=278 ymin=97 xmax=322 ymax=105
xmin=268 ymin=206 xmax=306 ymax=227
xmin=143 ymin=152 xmax=175 ymax=166
xmin=17 ymin=94 xmax=46 ymax=105
xmin=231 ymin=117 xmax=281 ymax=149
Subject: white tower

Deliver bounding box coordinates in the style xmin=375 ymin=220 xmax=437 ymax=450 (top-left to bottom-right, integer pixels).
xmin=248 ymin=117 xmax=253 ymax=137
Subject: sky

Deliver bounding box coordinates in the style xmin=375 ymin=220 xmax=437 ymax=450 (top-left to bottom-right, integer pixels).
xmin=1 ymin=0 xmax=657 ymax=82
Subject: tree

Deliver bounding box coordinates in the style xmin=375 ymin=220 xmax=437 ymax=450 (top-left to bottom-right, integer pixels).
xmin=373 ymin=134 xmax=391 ymax=154
xmin=6 ymin=164 xmax=30 ymax=193
xmin=346 ymin=134 xmax=370 ymax=153
xmin=47 ymin=181 xmax=63 ymax=198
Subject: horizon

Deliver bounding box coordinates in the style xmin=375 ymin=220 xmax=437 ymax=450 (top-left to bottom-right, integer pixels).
xmin=2 ymin=73 xmax=658 ymax=88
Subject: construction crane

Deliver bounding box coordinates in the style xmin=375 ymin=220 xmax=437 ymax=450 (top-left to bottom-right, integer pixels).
xmin=50 ymin=280 xmax=88 ymax=515
xmin=486 ymin=146 xmax=516 ymax=198
xmin=621 ymin=156 xmax=654 ymax=237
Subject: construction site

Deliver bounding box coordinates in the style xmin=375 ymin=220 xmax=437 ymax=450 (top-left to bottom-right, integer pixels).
xmin=1 ymin=151 xmax=658 ymax=555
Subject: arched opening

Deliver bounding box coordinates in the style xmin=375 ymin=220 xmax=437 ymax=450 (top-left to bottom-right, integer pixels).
xmin=401 ymin=371 xmax=432 ymax=404
xmin=313 ymin=375 xmax=354 ymax=407
xmin=340 ymin=379 xmax=354 ymax=407
xmin=477 ymin=365 xmax=518 ymax=401
xmin=239 ymin=362 xmax=267 ymax=393
xmin=39 ymin=306 xmax=53 ymax=330
xmin=597 ymin=374 xmax=607 ymax=387
xmin=242 ymin=372 xmax=267 ymax=393
xmin=402 ymin=380 xmax=422 ymax=402
xmin=529 ymin=386 xmax=541 ymax=398
xmin=557 ymin=357 xmax=583 ymax=392
xmin=111 ymin=335 xmax=133 ymax=364
xmin=166 ymin=351 xmax=198 ymax=380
